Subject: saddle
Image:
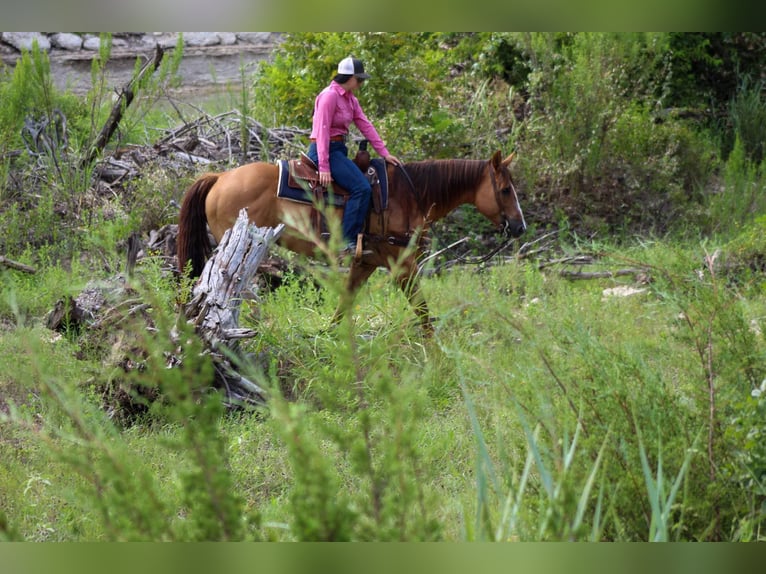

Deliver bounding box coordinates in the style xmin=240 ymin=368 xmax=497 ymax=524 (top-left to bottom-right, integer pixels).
xmin=288 ymin=153 xmax=351 ymax=206
xmin=276 ymin=145 xmax=388 ymax=237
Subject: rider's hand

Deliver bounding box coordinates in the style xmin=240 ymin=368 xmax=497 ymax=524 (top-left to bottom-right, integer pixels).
xmin=319 ymin=171 xmax=332 ymax=186
xmin=385 ymin=155 xmax=402 ymax=167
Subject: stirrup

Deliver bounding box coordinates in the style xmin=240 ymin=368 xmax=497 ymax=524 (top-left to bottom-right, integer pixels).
xmin=338 ymin=235 xmax=372 ymax=261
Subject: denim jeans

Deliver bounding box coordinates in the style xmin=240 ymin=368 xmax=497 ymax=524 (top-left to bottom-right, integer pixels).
xmin=307 ymin=141 xmax=371 ymax=245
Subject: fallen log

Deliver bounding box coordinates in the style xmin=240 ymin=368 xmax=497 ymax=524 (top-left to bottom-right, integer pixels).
xmin=182 ymin=210 xmax=284 ymax=408
xmin=559 ymin=268 xmax=646 ymax=280
xmin=0 ymin=255 xmax=36 ymax=274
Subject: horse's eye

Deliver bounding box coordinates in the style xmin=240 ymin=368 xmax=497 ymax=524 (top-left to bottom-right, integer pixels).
xmin=501 ymin=186 xmax=512 ymax=195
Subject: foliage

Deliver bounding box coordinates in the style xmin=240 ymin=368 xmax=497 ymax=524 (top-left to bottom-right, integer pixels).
xmin=708 ymin=137 xmax=766 ymax=234
xmin=82 ymin=33 xmax=184 ymax=152
xmin=729 ymin=77 xmax=766 ymax=164
xmin=251 ymin=33 xmax=470 ymax=158
xmin=0 ymin=285 xmax=256 ymax=541
xmin=663 ymin=33 xmax=766 ymax=120
xmin=0 ymin=34 xmax=183 ymax=262
xmin=499 ymin=34 xmax=710 ymax=236
xmin=4 ymin=226 xmax=766 ymax=540
xmin=0 ymin=42 xmax=85 ymax=156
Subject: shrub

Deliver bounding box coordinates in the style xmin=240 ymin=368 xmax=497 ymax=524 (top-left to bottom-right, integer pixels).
xmin=729 ymin=77 xmax=766 ymax=164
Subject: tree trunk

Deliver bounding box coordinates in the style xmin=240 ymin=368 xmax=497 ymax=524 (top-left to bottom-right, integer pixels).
xmin=183 ymin=210 xmax=284 ymax=408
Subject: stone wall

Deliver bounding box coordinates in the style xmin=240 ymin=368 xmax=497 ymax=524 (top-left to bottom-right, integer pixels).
xmin=0 ymin=32 xmax=281 ymax=58
xmin=0 ymin=32 xmax=282 ymax=94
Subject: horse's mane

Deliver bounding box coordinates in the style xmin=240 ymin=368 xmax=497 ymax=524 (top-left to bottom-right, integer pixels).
xmin=395 ymin=159 xmax=487 ymax=214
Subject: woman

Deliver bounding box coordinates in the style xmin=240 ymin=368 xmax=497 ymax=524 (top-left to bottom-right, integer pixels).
xmin=307 ymin=56 xmax=401 ymax=255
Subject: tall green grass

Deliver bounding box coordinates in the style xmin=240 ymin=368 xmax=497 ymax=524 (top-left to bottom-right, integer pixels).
xmin=3 ymin=233 xmax=765 ymax=540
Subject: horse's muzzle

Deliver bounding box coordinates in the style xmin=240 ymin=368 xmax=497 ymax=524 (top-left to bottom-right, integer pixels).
xmin=502 ymin=217 xmax=526 ymax=238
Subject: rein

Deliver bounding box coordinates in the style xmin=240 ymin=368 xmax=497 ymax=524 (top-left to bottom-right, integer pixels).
xmin=393 ymin=162 xmax=418 ymax=244
xmin=426 ymin=159 xmax=518 ymax=269
xmin=397 ymin=163 xmax=417 ymax=197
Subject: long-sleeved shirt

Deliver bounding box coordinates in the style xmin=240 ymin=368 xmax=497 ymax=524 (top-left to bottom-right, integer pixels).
xmin=309 ymin=80 xmax=390 ymax=173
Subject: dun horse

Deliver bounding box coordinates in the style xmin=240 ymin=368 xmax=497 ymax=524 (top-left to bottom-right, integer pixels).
xmin=176 ymin=149 xmax=526 ymax=331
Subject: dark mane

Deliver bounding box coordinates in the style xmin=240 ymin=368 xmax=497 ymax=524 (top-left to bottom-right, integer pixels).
xmin=396 ymin=159 xmax=486 ymax=213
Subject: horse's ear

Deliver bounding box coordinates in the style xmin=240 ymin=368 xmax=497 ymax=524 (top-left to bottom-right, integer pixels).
xmin=491 ymin=150 xmax=503 ymax=168
xmin=502 ymin=152 xmax=515 ymax=167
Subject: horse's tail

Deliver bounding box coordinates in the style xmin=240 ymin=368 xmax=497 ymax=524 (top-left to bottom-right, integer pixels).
xmin=177 ymin=173 xmax=219 ymax=278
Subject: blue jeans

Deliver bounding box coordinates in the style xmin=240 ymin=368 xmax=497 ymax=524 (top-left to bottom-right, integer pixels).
xmin=307 ymin=141 xmax=371 ymax=245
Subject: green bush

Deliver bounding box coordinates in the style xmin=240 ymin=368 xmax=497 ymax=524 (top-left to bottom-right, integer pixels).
xmin=708 ymin=137 xmax=766 ymax=234
xmin=251 ymin=33 xmax=472 ymax=159
xmin=730 ymin=77 xmax=766 ymax=164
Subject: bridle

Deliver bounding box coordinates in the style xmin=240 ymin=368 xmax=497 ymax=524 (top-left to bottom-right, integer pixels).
xmin=488 ymin=160 xmax=521 ymax=235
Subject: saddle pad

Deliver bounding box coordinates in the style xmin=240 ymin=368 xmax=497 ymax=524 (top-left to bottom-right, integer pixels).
xmin=276 ymin=160 xmax=346 ymax=207
xmin=275 ymin=158 xmax=388 ymax=210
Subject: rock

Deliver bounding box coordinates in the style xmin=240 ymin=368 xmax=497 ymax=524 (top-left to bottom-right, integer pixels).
xmin=140 ymin=34 xmax=159 ymax=48
xmin=601 ymin=286 xmax=647 ymax=299
xmin=184 ymin=32 xmax=221 ymax=47
xmin=217 ymin=32 xmax=238 ymax=46
xmin=2 ymin=32 xmax=51 ymax=52
xmin=236 ymin=32 xmax=274 ymax=44
xmin=82 ymin=35 xmax=102 ymax=51
xmin=50 ymin=33 xmax=83 ymax=51
xmin=1 ymin=32 xmax=280 ymax=56
xmin=156 ymin=34 xmax=181 ymax=49
xmin=141 ymin=33 xmax=180 ymax=49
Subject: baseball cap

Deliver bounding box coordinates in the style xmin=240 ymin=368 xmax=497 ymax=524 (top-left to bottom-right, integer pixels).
xmin=337 ymin=56 xmax=371 ymax=79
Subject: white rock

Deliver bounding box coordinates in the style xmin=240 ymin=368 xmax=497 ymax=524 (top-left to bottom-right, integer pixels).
xmin=82 ymin=35 xmax=102 ymax=51
xmin=155 ymin=33 xmax=181 ymax=49
xmin=236 ymin=32 xmax=273 ymax=44
xmin=140 ymin=35 xmax=158 ymax=47
xmin=601 ymin=286 xmax=647 ymax=299
xmin=2 ymin=32 xmax=51 ymax=52
xmin=50 ymin=33 xmax=83 ymax=51
xmin=217 ymin=32 xmax=238 ymax=45
xmin=184 ymin=32 xmax=221 ymax=47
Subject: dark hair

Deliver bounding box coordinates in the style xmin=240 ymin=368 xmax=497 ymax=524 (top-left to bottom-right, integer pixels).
xmin=333 ymin=73 xmax=353 ymax=84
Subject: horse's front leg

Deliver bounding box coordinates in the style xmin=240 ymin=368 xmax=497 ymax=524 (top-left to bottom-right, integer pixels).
xmin=395 ymin=263 xmax=434 ymax=335
xmin=329 ymin=262 xmax=377 ymax=327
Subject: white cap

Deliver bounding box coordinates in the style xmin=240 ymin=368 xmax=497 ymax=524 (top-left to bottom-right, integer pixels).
xmin=337 ymin=56 xmax=370 ymax=79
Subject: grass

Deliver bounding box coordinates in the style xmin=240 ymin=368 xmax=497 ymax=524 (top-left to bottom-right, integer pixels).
xmin=3 ymin=231 xmax=764 ymax=541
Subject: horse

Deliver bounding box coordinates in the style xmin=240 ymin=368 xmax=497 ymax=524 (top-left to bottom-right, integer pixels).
xmin=176 ymin=149 xmax=526 ymax=332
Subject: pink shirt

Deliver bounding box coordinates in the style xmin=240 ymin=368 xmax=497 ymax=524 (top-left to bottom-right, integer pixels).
xmin=310 ymin=80 xmax=390 ymax=173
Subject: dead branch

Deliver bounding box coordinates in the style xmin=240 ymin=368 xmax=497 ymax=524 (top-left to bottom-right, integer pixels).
xmin=82 ymin=45 xmax=165 ymax=167
xmin=0 ymin=255 xmax=36 ymax=274
xmin=559 ymin=268 xmax=647 ymax=280
xmin=538 ymin=254 xmax=596 ymax=270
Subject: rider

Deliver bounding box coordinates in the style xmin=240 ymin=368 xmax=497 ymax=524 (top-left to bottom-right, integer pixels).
xmin=307 ymin=56 xmax=401 ymax=255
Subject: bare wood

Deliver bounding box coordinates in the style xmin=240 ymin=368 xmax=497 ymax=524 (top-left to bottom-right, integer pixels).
xmin=0 ymin=255 xmax=36 ymax=274
xmin=559 ymin=268 xmax=646 ymax=280
xmin=82 ymin=45 xmax=165 ymax=167
xmin=538 ymin=255 xmax=595 ymax=270
xmin=183 ymin=210 xmax=284 ymax=407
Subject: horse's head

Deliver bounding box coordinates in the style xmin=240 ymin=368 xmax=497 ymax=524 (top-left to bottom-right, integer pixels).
xmin=478 ymin=150 xmax=527 ymax=238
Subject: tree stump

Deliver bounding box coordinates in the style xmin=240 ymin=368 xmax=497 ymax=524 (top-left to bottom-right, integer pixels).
xmin=183 ymin=210 xmax=284 ymax=408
